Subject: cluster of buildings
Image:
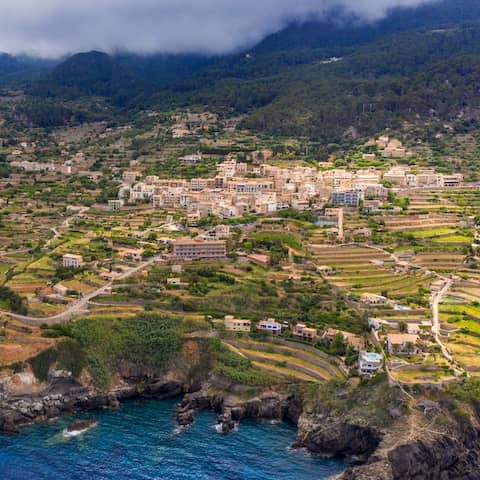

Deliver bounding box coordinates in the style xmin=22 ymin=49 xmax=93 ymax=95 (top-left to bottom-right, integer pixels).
xmin=128 ymin=159 xmax=325 ymax=218
xmin=223 ymin=315 xmax=283 ymax=334
xmin=126 ymin=159 xmax=371 ymax=216
xmin=10 ymin=160 xmax=56 ymax=173
xmin=223 ymin=316 xmax=320 ymax=339
xmin=376 ymin=136 xmax=413 ymax=159
xmin=125 ymin=149 xmax=463 ymax=218
xmin=383 ymin=166 xmax=463 ymax=188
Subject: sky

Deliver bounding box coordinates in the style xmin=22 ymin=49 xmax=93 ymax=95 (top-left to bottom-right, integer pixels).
xmin=0 ymin=0 xmax=436 ymax=57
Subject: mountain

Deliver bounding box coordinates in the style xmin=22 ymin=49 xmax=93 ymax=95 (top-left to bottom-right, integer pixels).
xmin=27 ymin=51 xmax=146 ymax=105
xmin=14 ymin=0 xmax=480 ymax=138
xmin=114 ymin=53 xmax=215 ymax=87
xmin=148 ymin=0 xmax=480 ymax=141
xmin=0 ymin=53 xmax=55 ymax=85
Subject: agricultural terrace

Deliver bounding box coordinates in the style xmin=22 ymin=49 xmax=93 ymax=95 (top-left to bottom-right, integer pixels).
xmin=224 ymin=338 xmax=344 ymax=383
xmin=440 ymin=285 xmax=480 ymax=372
xmin=309 ymin=244 xmax=431 ymax=307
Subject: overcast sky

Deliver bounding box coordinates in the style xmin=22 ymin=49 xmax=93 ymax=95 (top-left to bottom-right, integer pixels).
xmin=0 ymin=0 xmax=435 ymax=57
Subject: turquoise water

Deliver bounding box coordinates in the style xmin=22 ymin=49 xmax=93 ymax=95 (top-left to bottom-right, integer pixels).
xmin=0 ymin=399 xmax=346 ymax=480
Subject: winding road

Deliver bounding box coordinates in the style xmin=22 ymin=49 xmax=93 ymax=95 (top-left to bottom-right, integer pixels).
xmin=1 ymin=256 xmax=162 ymax=326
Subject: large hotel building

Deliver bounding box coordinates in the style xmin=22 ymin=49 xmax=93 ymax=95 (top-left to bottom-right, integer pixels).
xmin=172 ymin=238 xmax=227 ymax=260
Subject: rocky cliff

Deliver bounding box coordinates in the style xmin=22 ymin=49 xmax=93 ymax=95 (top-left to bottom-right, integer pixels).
xmin=2 ymin=366 xmax=480 ymax=480
xmin=175 ymin=377 xmax=480 ymax=480
xmin=0 ymin=367 xmax=185 ymax=433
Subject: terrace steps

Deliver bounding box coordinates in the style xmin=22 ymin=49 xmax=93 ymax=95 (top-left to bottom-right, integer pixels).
xmin=226 ymin=339 xmax=340 ymax=383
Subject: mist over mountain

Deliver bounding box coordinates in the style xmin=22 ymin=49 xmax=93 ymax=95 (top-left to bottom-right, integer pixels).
xmin=6 ymin=0 xmax=480 ymax=143
xmin=0 ymin=0 xmax=438 ymax=58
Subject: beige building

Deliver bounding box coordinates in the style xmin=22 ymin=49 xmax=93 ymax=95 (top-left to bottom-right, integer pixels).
xmin=293 ymin=323 xmax=318 ymax=341
xmin=386 ymin=333 xmax=421 ymax=355
xmin=224 ymin=315 xmax=251 ymax=332
xmin=360 ymin=293 xmax=388 ymax=306
xmin=172 ymin=238 xmax=227 ymax=260
xmin=62 ymin=254 xmax=84 ymax=268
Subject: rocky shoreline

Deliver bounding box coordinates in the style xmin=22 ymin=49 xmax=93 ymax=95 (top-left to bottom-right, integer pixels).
xmin=0 ymin=374 xmax=184 ymax=433
xmin=2 ymin=372 xmax=480 ymax=480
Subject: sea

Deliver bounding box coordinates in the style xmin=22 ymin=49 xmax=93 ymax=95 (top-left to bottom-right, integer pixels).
xmin=0 ymin=398 xmax=347 ymax=480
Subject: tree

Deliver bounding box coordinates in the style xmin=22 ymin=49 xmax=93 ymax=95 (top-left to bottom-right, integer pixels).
xmin=331 ymin=333 xmax=347 ymax=356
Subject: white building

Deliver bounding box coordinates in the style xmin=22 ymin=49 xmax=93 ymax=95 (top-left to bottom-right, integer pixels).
xmin=62 ymin=254 xmax=84 ymax=268
xmin=358 ymin=351 xmax=383 ymax=376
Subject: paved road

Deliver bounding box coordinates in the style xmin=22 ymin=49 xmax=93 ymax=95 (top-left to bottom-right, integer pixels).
xmin=431 ymin=279 xmax=454 ymax=363
xmin=1 ymin=256 xmax=161 ymax=325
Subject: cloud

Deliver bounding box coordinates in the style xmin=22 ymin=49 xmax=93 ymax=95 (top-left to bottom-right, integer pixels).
xmin=0 ymin=0 xmax=436 ymax=57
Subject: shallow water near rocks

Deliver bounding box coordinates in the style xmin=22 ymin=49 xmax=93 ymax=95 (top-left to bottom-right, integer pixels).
xmin=0 ymin=398 xmax=346 ymax=479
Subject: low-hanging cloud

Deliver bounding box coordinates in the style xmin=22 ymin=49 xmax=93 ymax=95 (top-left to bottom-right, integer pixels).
xmin=0 ymin=0 xmax=436 ymax=57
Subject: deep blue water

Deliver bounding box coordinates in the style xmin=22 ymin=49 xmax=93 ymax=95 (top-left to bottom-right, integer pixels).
xmin=0 ymin=399 xmax=346 ymax=480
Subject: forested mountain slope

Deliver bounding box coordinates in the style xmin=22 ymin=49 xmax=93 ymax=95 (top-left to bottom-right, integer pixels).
xmin=12 ymin=0 xmax=480 ymax=139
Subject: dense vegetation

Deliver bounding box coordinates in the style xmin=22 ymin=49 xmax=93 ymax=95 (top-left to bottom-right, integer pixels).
xmin=153 ymin=23 xmax=480 ymax=142
xmin=29 ymin=313 xmax=184 ymax=388
xmin=0 ymin=0 xmax=477 ymax=139
xmin=209 ymin=338 xmax=275 ymax=386
xmin=2 ymin=0 xmax=480 ymax=144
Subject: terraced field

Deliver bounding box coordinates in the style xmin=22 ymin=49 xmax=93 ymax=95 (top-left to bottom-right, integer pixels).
xmin=414 ymin=250 xmax=466 ymax=273
xmin=225 ymin=338 xmax=343 ymax=383
xmin=381 ymin=213 xmax=459 ymax=233
xmin=310 ymin=245 xmax=431 ymax=299
xmin=440 ymin=300 xmax=480 ymax=371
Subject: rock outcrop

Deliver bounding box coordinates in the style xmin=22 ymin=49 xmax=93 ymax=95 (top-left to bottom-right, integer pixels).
xmin=295 ymin=408 xmax=382 ymax=462
xmin=0 ymin=374 xmax=185 ymax=433
xmin=175 ymin=388 xmax=302 ymax=433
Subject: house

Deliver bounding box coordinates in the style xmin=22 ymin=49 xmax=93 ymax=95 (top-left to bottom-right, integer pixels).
xmin=386 ymin=333 xmax=421 ymax=355
xmin=78 ymin=171 xmax=103 ymax=182
xmin=199 ymin=224 xmax=231 ymax=241
xmin=99 ymin=271 xmax=116 ymax=281
xmin=108 ymin=199 xmax=124 ymax=211
xmin=120 ymin=248 xmax=144 ymax=262
xmin=439 ymin=323 xmax=460 ymax=338
xmin=360 ymin=293 xmax=388 ymax=306
xmin=53 ymin=283 xmax=69 ymax=297
xmin=358 ymin=351 xmax=383 ymax=376
xmin=292 ymin=323 xmax=318 ymax=341
xmin=257 ymin=318 xmax=282 ymax=335
xmin=167 ymin=278 xmax=182 ymax=286
xmin=441 ymin=174 xmax=463 ymax=188
xmin=180 ymin=154 xmax=202 ymax=164
xmin=171 ymin=264 xmax=183 ymax=274
xmin=322 ymin=328 xmax=364 ymax=350
xmin=62 ymin=254 xmax=84 ymax=268
xmin=430 ymin=279 xmax=446 ymax=292
xmin=247 ymin=253 xmax=270 ymax=268
xmin=224 ymin=315 xmax=251 ymax=333
xmin=172 ymin=238 xmax=227 ymax=260
xmin=407 ymin=323 xmax=420 ymax=335
xmin=123 ymin=171 xmax=140 ymax=184
xmin=368 ymin=317 xmax=386 ymax=330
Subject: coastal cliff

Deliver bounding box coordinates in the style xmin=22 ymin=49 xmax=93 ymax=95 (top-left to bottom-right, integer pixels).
xmin=174 ymin=376 xmax=480 ymax=480
xmin=2 ymin=353 xmax=480 ymax=480
xmin=0 ymin=368 xmax=185 ymax=433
